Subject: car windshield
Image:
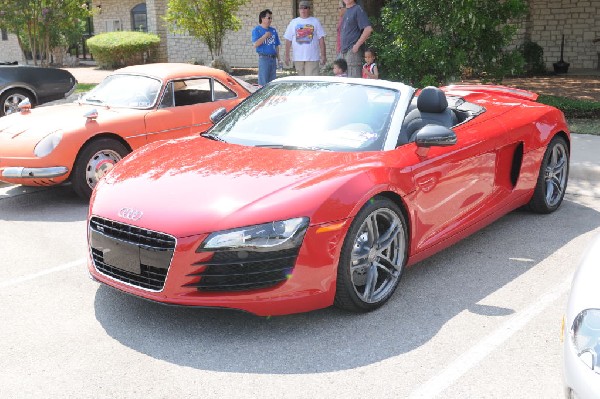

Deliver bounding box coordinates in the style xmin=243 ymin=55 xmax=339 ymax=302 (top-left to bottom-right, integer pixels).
xmin=80 ymin=74 xmax=162 ymax=109
xmin=209 ymin=81 xmax=399 ymax=152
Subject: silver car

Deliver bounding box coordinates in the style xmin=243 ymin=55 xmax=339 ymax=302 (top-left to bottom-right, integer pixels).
xmin=564 ymin=234 xmax=600 ymax=398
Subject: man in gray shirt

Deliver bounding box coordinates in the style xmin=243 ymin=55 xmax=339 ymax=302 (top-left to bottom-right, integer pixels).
xmin=339 ymin=0 xmax=373 ymax=78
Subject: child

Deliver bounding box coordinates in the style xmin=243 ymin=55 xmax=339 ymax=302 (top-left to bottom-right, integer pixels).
xmin=333 ymin=58 xmax=348 ymax=77
xmin=362 ymin=47 xmax=379 ymax=79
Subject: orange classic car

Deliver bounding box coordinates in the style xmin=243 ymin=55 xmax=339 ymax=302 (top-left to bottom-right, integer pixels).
xmin=0 ymin=63 xmax=254 ymax=198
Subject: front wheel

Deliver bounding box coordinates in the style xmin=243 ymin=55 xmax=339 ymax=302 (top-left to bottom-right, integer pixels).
xmin=0 ymin=89 xmax=33 ymax=117
xmin=334 ymin=197 xmax=408 ymax=312
xmin=71 ymin=138 xmax=129 ymax=199
xmin=528 ymin=136 xmax=569 ymax=214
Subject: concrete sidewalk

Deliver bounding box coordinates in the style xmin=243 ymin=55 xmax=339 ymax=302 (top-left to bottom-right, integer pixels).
xmin=63 ymin=66 xmax=112 ymax=84
xmin=569 ymin=133 xmax=600 ymax=197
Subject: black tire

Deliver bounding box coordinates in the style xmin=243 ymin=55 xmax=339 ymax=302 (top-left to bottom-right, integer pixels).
xmin=71 ymin=138 xmax=129 ymax=199
xmin=0 ymin=89 xmax=34 ymax=117
xmin=528 ymin=136 xmax=569 ymax=214
xmin=334 ymin=197 xmax=408 ymax=312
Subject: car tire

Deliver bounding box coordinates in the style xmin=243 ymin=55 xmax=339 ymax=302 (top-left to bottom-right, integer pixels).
xmin=528 ymin=135 xmax=569 ymax=214
xmin=72 ymin=138 xmax=129 ymax=199
xmin=0 ymin=89 xmax=33 ymax=117
xmin=334 ymin=197 xmax=408 ymax=312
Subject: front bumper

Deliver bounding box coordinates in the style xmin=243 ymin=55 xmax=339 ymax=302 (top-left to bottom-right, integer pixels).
xmin=87 ymin=222 xmax=349 ymax=316
xmin=2 ymin=166 xmax=69 ymax=179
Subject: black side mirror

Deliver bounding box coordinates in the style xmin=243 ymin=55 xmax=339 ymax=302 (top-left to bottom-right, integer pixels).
xmin=210 ymin=107 xmax=227 ymax=124
xmin=414 ymin=125 xmax=457 ymax=147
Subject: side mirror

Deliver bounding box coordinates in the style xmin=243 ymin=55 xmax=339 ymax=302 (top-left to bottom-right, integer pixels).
xmin=210 ymin=107 xmax=227 ymax=124
xmin=414 ymin=125 xmax=457 ymax=147
xmin=19 ymin=98 xmax=32 ymax=113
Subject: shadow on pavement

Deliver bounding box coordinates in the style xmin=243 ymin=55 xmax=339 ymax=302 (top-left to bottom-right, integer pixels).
xmin=93 ymin=198 xmax=600 ymax=374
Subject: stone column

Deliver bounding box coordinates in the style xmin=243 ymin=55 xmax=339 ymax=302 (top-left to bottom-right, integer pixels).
xmin=146 ymin=0 xmax=169 ymax=62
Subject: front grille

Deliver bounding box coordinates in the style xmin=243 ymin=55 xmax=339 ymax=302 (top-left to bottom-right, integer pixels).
xmin=89 ymin=216 xmax=176 ymax=291
xmin=185 ymin=248 xmax=299 ymax=292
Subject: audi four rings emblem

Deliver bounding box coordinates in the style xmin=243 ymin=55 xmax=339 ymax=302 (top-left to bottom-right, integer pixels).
xmin=118 ymin=207 xmax=143 ymax=221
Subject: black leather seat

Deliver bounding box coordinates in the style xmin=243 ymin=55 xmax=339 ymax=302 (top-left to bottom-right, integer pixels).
xmin=400 ymin=86 xmax=457 ymax=144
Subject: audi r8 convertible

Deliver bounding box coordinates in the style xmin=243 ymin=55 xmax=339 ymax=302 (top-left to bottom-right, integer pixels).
xmin=563 ymin=234 xmax=600 ymax=398
xmin=87 ymin=76 xmax=570 ymax=316
xmin=0 ymin=63 xmax=77 ymax=116
xmin=0 ymin=63 xmax=253 ymax=198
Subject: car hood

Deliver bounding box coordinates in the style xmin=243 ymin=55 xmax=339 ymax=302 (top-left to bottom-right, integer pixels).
xmin=0 ymin=103 xmax=145 ymax=156
xmin=92 ymin=136 xmax=387 ymax=237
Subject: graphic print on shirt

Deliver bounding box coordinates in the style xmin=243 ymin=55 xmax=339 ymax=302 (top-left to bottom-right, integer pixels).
xmin=295 ymin=24 xmax=315 ymax=44
xmin=265 ymin=34 xmax=277 ymax=46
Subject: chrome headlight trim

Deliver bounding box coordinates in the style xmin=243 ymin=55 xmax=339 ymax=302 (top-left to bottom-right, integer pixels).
xmin=571 ymin=308 xmax=600 ymax=373
xmin=34 ymin=131 xmax=63 ymax=158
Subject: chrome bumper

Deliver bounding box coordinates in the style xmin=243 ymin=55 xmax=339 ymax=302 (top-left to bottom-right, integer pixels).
xmin=2 ymin=166 xmax=69 ymax=178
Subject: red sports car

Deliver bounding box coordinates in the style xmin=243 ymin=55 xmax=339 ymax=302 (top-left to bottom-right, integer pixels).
xmin=0 ymin=63 xmax=253 ymax=198
xmin=87 ymin=77 xmax=570 ymax=316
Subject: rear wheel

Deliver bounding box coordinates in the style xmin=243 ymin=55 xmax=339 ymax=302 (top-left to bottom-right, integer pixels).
xmin=72 ymin=138 xmax=129 ymax=199
xmin=334 ymin=197 xmax=408 ymax=312
xmin=0 ymin=89 xmax=33 ymax=116
xmin=528 ymin=136 xmax=569 ymax=214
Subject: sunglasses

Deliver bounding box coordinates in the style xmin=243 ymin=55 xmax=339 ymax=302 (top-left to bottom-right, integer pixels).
xmin=299 ymin=6 xmax=310 ymax=9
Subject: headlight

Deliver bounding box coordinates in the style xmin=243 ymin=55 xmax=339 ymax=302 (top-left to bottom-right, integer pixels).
xmin=200 ymin=217 xmax=309 ymax=252
xmin=34 ymin=131 xmax=63 ymax=157
xmin=571 ymin=308 xmax=600 ymax=372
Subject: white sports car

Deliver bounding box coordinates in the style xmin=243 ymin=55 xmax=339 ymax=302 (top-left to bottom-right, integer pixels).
xmin=563 ymin=234 xmax=600 ymax=398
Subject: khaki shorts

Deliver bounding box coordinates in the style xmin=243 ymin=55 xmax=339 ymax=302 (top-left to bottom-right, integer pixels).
xmin=294 ymin=61 xmax=320 ymax=76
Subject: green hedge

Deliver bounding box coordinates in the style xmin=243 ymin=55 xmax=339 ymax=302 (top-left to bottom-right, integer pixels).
xmin=87 ymin=31 xmax=160 ymax=69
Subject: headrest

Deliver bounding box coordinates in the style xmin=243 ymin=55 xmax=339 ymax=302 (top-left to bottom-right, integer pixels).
xmin=417 ymin=86 xmax=448 ymax=113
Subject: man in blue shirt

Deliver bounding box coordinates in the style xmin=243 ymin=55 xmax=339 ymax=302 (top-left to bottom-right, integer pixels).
xmin=252 ymin=9 xmax=281 ymax=86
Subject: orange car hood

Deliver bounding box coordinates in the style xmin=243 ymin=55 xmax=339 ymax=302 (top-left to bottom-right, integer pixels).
xmin=0 ymin=103 xmax=144 ymax=156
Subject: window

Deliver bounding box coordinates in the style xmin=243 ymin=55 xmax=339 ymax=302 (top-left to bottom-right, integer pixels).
xmin=131 ymin=3 xmax=147 ymax=32
xmin=170 ymin=78 xmax=237 ymax=107
xmin=1 ymin=29 xmax=8 ymax=41
xmin=213 ymin=80 xmax=237 ymax=101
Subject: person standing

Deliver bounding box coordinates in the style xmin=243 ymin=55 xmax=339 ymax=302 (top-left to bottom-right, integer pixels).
xmin=336 ymin=0 xmax=346 ymax=54
xmin=339 ymin=0 xmax=372 ymax=78
xmin=362 ymin=47 xmax=379 ymax=79
xmin=252 ymin=9 xmax=281 ymax=86
xmin=284 ymin=1 xmax=327 ymax=76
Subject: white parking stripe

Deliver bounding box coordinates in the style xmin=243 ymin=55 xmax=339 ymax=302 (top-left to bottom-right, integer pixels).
xmin=409 ymin=275 xmax=573 ymax=399
xmin=0 ymin=258 xmax=87 ymax=289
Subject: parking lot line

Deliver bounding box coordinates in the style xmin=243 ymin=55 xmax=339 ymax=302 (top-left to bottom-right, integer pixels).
xmin=0 ymin=258 xmax=86 ymax=288
xmin=408 ymin=275 xmax=572 ymax=399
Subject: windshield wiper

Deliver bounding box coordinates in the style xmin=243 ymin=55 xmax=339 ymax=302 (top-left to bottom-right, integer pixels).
xmin=201 ymin=132 xmax=226 ymax=142
xmin=255 ymin=144 xmax=331 ymax=151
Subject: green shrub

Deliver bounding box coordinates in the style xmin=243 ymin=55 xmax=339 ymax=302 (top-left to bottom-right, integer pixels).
xmin=519 ymin=40 xmax=546 ymax=75
xmin=372 ymin=0 xmax=527 ymax=87
xmin=87 ymin=31 xmax=160 ymax=69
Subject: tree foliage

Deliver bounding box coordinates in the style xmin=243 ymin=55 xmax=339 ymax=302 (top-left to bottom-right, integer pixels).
xmin=0 ymin=0 xmax=90 ymax=66
xmin=371 ymin=0 xmax=528 ymax=87
xmin=164 ymin=0 xmax=246 ymax=60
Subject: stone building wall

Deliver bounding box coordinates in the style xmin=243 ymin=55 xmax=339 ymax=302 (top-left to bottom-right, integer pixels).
xmin=165 ymin=0 xmax=341 ymax=68
xmin=92 ymin=0 xmax=140 ymax=34
xmin=528 ymin=0 xmax=600 ymax=70
xmin=0 ymin=33 xmax=23 ymax=63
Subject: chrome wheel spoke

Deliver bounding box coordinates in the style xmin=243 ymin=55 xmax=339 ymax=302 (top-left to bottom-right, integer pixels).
xmin=376 ymin=220 xmax=400 ymax=250
xmin=362 ymin=265 xmax=379 ymax=302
